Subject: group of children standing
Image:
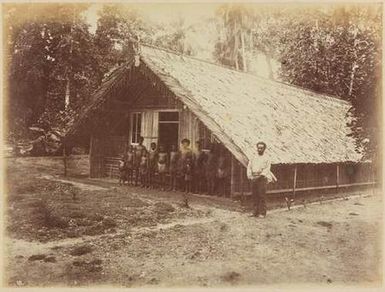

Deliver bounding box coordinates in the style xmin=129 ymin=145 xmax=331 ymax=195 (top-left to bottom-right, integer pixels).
xmin=118 ymin=136 xmax=230 ymax=196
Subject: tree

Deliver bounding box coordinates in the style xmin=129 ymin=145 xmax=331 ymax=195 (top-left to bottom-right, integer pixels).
xmin=4 ymin=3 xmax=100 ymax=140
xmin=278 ymin=4 xmax=382 ymax=160
xmin=94 ymin=3 xmax=196 ymax=72
xmin=153 ymin=17 xmax=194 ymax=55
xmin=212 ymin=3 xmax=381 ymax=161
xmin=94 ymin=4 xmax=157 ymax=78
xmin=214 ymin=4 xmax=254 ymax=71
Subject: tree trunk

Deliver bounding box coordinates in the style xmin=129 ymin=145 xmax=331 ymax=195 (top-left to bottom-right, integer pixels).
xmin=349 ymin=31 xmax=359 ymax=97
xmin=63 ymin=144 xmax=67 ymax=177
xmin=65 ymin=78 xmax=70 ymax=110
xmin=240 ymin=30 xmax=247 ymax=72
xmin=233 ymin=21 xmax=240 ymax=70
xmin=65 ymin=13 xmax=74 ymax=110
xmin=349 ymin=62 xmax=358 ymax=96
xmin=249 ymin=30 xmax=253 ymax=50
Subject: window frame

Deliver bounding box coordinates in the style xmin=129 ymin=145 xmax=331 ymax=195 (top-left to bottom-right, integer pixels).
xmin=130 ymin=112 xmax=142 ymax=145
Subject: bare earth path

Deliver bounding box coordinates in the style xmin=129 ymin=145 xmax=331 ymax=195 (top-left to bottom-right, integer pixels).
xmin=4 ymin=157 xmax=383 ymax=288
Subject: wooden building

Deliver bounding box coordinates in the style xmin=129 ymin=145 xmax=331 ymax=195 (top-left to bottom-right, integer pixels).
xmin=65 ymin=45 xmax=374 ymax=196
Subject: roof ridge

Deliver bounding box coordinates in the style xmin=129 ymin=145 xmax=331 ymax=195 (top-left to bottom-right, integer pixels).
xmin=140 ymin=42 xmax=237 ymax=71
xmin=140 ymin=43 xmax=350 ymax=106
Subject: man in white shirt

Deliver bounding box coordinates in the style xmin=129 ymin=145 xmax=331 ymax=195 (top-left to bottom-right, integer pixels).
xmin=247 ymin=141 xmax=271 ymax=217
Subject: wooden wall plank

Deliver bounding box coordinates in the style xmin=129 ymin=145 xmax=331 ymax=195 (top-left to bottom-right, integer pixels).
xmin=230 ymin=156 xmax=235 ymax=197
xmin=89 ymin=135 xmax=107 ymax=178
xmin=293 ymin=165 xmax=298 ymax=198
xmin=240 ymin=164 xmax=244 ymax=196
xmin=336 ymin=164 xmax=340 ymax=189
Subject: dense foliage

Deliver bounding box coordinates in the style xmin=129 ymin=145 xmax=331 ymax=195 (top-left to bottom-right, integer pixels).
xmin=214 ymin=4 xmax=381 ymax=160
xmin=5 ymin=4 xmax=100 ymax=143
xmin=276 ymin=6 xmax=381 ymax=160
xmin=4 ymin=3 xmax=382 ymax=161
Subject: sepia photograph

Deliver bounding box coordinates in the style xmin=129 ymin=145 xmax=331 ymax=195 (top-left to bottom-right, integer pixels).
xmin=2 ymin=0 xmax=383 ymax=289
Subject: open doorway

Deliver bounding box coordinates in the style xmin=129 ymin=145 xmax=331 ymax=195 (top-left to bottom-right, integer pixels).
xmin=158 ymin=111 xmax=179 ymax=152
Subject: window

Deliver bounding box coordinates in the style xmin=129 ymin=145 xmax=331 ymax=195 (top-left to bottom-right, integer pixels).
xmin=159 ymin=111 xmax=179 ymax=122
xmin=131 ymin=112 xmax=142 ymax=144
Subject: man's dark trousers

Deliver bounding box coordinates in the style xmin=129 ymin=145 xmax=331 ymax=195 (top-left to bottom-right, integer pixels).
xmin=251 ymin=176 xmax=267 ymax=216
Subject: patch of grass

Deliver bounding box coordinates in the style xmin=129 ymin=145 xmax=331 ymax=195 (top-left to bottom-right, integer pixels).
xmin=6 ymin=159 xmax=201 ymax=242
xmin=6 ymin=178 xmax=64 ymax=195
xmin=124 ymin=197 xmax=150 ymax=208
xmin=88 ymin=213 xmax=104 ymax=222
xmin=154 ymin=202 xmax=175 ymax=214
xmin=26 ymin=200 xmax=45 ymax=208
xmin=28 ymin=254 xmax=46 ymax=261
xmin=43 ymin=256 xmax=57 ymax=263
xmin=83 ymin=224 xmax=106 ymax=236
xmin=65 ymin=229 xmax=82 ymax=238
xmin=317 ymin=221 xmax=333 ymax=228
xmin=10 ymin=184 xmax=39 ymax=195
xmin=67 ymin=210 xmax=87 ymax=219
xmin=70 ymin=244 xmax=93 ymax=256
xmin=72 ymin=258 xmax=103 ymax=272
xmin=90 ymin=259 xmax=102 ymax=265
xmin=30 ymin=201 xmax=69 ymax=229
xmin=75 ymin=218 xmax=94 ymax=227
xmin=102 ymin=217 xmax=117 ymax=228
xmin=219 ymin=223 xmax=229 ymax=232
xmin=7 ymin=194 xmax=25 ymax=202
xmin=221 ymin=271 xmax=241 ymax=283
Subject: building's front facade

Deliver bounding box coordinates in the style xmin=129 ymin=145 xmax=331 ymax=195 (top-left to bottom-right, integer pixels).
xmin=67 ymin=45 xmax=374 ymax=198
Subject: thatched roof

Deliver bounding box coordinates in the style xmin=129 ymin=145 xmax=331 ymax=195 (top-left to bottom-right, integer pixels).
xmin=139 ymin=45 xmax=361 ymax=165
xmin=65 ymin=61 xmax=132 ymax=140
xmin=67 ymin=45 xmax=362 ymax=165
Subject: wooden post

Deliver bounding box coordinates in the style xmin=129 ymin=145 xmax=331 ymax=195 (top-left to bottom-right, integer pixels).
xmin=292 ymin=165 xmax=297 ymax=199
xmin=230 ymin=156 xmax=235 ymax=198
xmin=63 ymin=144 xmax=67 ymax=177
xmin=240 ymin=163 xmax=244 ymax=196
xmin=89 ymin=136 xmax=94 ymax=178
xmin=336 ymin=163 xmax=340 ymax=190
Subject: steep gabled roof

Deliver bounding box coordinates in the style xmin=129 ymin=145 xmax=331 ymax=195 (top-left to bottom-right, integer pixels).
xmin=65 ymin=61 xmax=132 ymax=140
xmin=67 ymin=45 xmax=362 ymax=165
xmin=139 ymin=45 xmax=361 ymax=165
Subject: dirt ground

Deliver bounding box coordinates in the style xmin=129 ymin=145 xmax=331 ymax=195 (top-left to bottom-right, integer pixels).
xmin=3 ymin=156 xmax=383 ymax=288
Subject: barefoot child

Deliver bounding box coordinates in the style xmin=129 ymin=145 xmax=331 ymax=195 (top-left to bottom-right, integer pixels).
xmin=179 ymin=138 xmax=193 ymax=192
xmin=126 ymin=145 xmax=134 ymax=185
xmin=133 ymin=136 xmax=146 ymax=186
xmin=157 ymin=145 xmax=168 ymax=191
xmin=169 ymin=144 xmax=179 ymax=191
xmin=148 ymin=142 xmax=158 ymax=188
xmin=118 ymin=154 xmax=127 ymax=185
xmin=139 ymin=149 xmax=149 ymax=188
xmin=183 ymin=156 xmax=193 ymax=193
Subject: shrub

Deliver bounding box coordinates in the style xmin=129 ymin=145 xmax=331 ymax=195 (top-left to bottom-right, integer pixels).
xmin=30 ymin=201 xmax=69 ymax=229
